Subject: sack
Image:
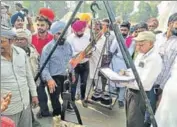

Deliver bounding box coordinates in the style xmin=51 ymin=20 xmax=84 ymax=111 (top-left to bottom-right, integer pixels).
xmin=53 ymin=116 xmax=85 ymax=127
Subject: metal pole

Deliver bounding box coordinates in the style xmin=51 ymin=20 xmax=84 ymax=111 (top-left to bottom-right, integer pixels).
xmin=103 ymin=1 xmax=157 ymax=127
xmin=34 ymin=0 xmax=84 ymax=81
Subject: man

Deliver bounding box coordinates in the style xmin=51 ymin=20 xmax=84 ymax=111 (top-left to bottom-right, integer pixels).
xmin=15 ymin=29 xmax=39 ymax=77
xmin=10 ymin=12 xmax=32 ymax=38
xmin=89 ymin=21 xmax=106 ymax=91
xmin=1 ymin=2 xmax=11 ymax=27
xmin=147 ymin=18 xmax=159 ymax=32
xmin=41 ymin=21 xmax=74 ymax=117
xmin=109 ymin=21 xmax=135 ymax=108
xmin=99 ymin=19 xmax=115 ymax=90
xmin=32 ymin=7 xmax=54 ymax=55
xmin=15 ymin=2 xmax=23 ymax=12
xmin=14 ymin=29 xmax=41 ymax=127
xmin=32 ymin=8 xmax=55 ymax=118
xmin=67 ymin=20 xmax=90 ymax=107
xmin=132 ymin=22 xmax=149 ymax=59
xmin=144 ymin=13 xmax=177 ymax=127
xmin=1 ymin=25 xmax=38 ymax=127
xmin=22 ymin=8 xmax=35 ymax=34
xmin=124 ymin=31 xmax=162 ymax=127
xmin=136 ymin=22 xmax=148 ymax=33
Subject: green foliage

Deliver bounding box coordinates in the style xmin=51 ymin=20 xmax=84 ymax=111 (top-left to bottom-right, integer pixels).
xmin=130 ymin=1 xmax=160 ymax=23
xmin=115 ymin=1 xmax=134 ymax=21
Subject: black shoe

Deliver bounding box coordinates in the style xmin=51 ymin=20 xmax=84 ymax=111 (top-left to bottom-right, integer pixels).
xmin=32 ymin=120 xmax=42 ymax=127
xmin=118 ymin=101 xmax=124 ymax=108
xmin=144 ymin=122 xmax=151 ymax=127
xmin=36 ymin=111 xmax=52 ymax=119
xmin=66 ymin=103 xmax=74 ymax=112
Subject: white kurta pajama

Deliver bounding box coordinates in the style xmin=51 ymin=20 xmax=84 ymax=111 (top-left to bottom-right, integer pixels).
xmin=89 ymin=36 xmax=106 ymax=79
xmin=154 ymin=57 xmax=177 ymax=127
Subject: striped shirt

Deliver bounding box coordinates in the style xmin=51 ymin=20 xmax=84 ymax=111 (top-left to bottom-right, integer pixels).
xmin=1 ymin=45 xmax=37 ymax=115
xmin=155 ymin=33 xmax=177 ymax=89
xmin=40 ymin=39 xmax=73 ymax=81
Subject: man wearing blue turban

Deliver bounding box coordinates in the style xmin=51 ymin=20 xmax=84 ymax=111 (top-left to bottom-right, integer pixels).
xmin=40 ymin=21 xmax=75 ymax=117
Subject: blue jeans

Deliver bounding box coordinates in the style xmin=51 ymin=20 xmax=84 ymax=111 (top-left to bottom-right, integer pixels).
xmin=144 ymin=85 xmax=158 ymax=123
xmin=118 ymin=87 xmax=126 ymax=102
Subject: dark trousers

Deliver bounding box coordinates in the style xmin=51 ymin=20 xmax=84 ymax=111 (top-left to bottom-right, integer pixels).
xmin=126 ymin=89 xmax=146 ymax=127
xmin=37 ymin=81 xmax=50 ymax=115
xmin=144 ymin=85 xmax=158 ymax=124
xmin=47 ymin=75 xmax=67 ymax=116
xmin=72 ymin=61 xmax=89 ymax=101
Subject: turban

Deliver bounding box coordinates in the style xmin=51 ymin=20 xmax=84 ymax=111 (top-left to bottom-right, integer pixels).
xmin=38 ymin=8 xmax=55 ymax=23
xmin=78 ymin=13 xmax=92 ymax=23
xmin=50 ymin=21 xmax=66 ymax=34
xmin=11 ymin=12 xmax=24 ymax=25
xmin=1 ymin=25 xmax=16 ymax=39
xmin=71 ymin=20 xmax=87 ymax=32
xmin=16 ymin=29 xmax=30 ymax=43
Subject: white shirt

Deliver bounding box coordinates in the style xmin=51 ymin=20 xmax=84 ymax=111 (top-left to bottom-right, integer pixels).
xmin=126 ymin=47 xmax=163 ymax=91
xmin=67 ymin=33 xmax=90 ymax=63
xmin=89 ymin=35 xmax=106 ymax=79
xmin=1 ymin=45 xmax=37 ymax=115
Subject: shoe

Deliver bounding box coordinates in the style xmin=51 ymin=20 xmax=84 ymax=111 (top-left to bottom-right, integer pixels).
xmin=32 ymin=120 xmax=42 ymax=127
xmin=144 ymin=122 xmax=151 ymax=127
xmin=36 ymin=111 xmax=52 ymax=119
xmin=66 ymin=103 xmax=74 ymax=112
xmin=118 ymin=101 xmax=124 ymax=108
xmin=82 ymin=100 xmax=88 ymax=108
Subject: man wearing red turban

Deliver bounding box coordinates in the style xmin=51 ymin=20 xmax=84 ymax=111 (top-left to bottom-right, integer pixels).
xmin=32 ymin=7 xmax=55 ymax=118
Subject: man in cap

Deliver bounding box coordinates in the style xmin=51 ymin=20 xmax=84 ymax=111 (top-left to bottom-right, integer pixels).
xmin=40 ymin=21 xmax=74 ymax=116
xmin=15 ymin=29 xmax=39 ymax=78
xmin=32 ymin=7 xmax=55 ymax=118
xmin=67 ymin=20 xmax=90 ymax=107
xmin=1 ymin=25 xmax=38 ymax=127
xmin=14 ymin=29 xmax=41 ymax=127
xmin=122 ymin=31 xmax=162 ymax=127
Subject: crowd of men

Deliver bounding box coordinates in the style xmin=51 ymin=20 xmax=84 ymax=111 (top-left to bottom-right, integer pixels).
xmin=1 ymin=2 xmax=177 ymax=127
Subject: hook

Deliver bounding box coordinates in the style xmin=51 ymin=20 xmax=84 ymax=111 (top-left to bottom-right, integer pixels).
xmin=90 ymin=2 xmax=101 ymax=14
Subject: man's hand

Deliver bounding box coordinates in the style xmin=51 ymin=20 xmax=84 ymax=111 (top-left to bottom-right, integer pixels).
xmin=72 ymin=75 xmax=76 ymax=83
xmin=1 ymin=92 xmax=12 ymax=112
xmin=47 ymin=79 xmax=57 ymax=93
xmin=32 ymin=96 xmax=39 ymax=108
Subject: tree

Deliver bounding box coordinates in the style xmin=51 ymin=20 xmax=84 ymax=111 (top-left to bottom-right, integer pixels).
xmin=130 ymin=1 xmax=152 ymax=22
xmin=115 ymin=1 xmax=134 ymax=21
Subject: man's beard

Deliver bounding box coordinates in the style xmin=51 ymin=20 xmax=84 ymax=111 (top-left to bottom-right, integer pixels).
xmin=76 ymin=33 xmax=84 ymax=38
xmin=171 ymin=28 xmax=177 ymax=36
xmin=122 ymin=33 xmax=128 ymax=39
xmin=38 ymin=29 xmax=46 ymax=34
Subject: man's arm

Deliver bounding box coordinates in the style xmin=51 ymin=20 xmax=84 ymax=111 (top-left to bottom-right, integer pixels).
xmin=25 ymin=54 xmax=37 ymax=97
xmin=40 ymin=47 xmax=52 ymax=82
xmin=129 ymin=56 xmax=162 ymax=91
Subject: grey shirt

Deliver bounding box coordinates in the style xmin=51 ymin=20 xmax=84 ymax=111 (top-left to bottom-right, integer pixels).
xmin=1 ymin=45 xmax=37 ymax=115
